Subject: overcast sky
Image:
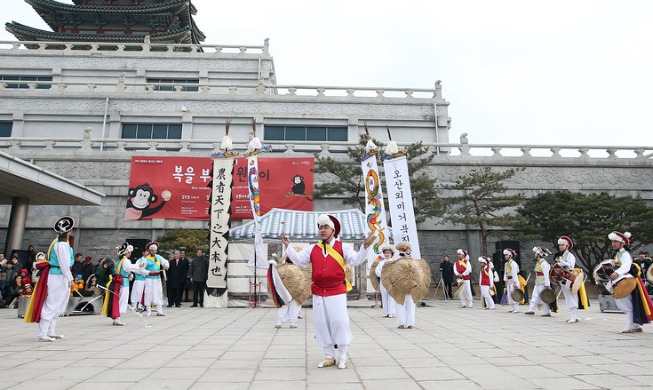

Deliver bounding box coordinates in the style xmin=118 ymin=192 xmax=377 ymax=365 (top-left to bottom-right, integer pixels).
xmin=2 ymin=0 xmax=652 ymax=149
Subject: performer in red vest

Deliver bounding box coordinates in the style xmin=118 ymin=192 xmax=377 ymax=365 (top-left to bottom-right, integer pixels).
xmin=454 ymin=249 xmax=473 ymax=308
xmin=478 ymin=256 xmax=496 ymax=310
xmin=281 ymin=214 xmax=374 ymax=370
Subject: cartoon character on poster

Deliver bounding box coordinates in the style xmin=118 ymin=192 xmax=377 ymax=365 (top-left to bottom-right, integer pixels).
xmin=124 ymin=183 xmax=172 ymax=221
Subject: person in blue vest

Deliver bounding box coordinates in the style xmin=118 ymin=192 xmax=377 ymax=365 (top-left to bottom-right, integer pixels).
xmin=130 ymin=248 xmax=148 ymax=311
xmin=143 ymin=242 xmax=169 ymax=317
xmin=37 ymin=216 xmax=75 ymax=342
xmin=102 ymin=242 xmax=146 ymax=326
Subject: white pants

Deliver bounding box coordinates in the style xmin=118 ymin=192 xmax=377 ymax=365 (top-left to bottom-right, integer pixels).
xmin=144 ymin=278 xmax=164 ymax=314
xmin=119 ymin=283 xmax=130 ymax=314
xmin=312 ymin=294 xmax=352 ymax=351
xmin=458 ymin=280 xmax=473 ymax=307
xmin=277 ymin=300 xmax=301 ymax=325
xmin=396 ymin=294 xmax=416 ymax=327
xmin=506 ymin=282 xmax=520 ymax=311
xmin=38 ymin=274 xmax=70 ymax=338
xmin=561 ymin=282 xmax=579 ymax=320
xmin=130 ymin=279 xmax=145 ymax=308
xmin=615 ymin=295 xmax=640 ymax=331
xmin=528 ymin=285 xmax=551 ymax=314
xmin=480 ymin=285 xmax=495 ymax=309
xmin=380 ymin=282 xmax=396 ymax=316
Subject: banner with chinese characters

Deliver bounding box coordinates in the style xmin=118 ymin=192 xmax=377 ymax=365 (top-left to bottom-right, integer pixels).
xmin=125 ymin=157 xmax=314 ymax=221
xmin=231 ymin=157 xmax=314 ymax=219
xmin=361 ymin=156 xmax=390 ymax=265
xmin=383 ymin=156 xmax=421 ymax=259
xmin=125 ymin=156 xmax=212 ymax=221
xmin=207 ymin=158 xmax=233 ymax=289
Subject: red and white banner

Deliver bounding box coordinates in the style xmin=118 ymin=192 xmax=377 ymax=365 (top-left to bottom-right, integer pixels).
xmin=125 ymin=157 xmax=314 ymax=221
xmin=125 ymin=156 xmax=212 ymax=221
xmin=383 ymin=156 xmax=421 ymax=259
xmin=232 ymin=158 xmax=314 ymax=219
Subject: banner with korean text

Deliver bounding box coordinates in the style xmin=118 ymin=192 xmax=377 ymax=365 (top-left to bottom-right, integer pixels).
xmin=383 ymin=156 xmax=421 ymax=259
xmin=125 ymin=157 xmax=314 ymax=221
xmin=361 ymin=156 xmax=390 ymax=264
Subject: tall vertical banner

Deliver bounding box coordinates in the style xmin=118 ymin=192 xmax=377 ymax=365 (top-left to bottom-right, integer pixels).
xmin=361 ymin=156 xmax=390 ymax=264
xmin=246 ymin=155 xmax=269 ymax=269
xmin=207 ymin=158 xmax=233 ymax=289
xmin=383 ymin=156 xmax=421 ymax=259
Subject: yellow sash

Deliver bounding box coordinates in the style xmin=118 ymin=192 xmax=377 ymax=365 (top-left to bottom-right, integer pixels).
xmin=317 ymin=241 xmax=352 ymax=292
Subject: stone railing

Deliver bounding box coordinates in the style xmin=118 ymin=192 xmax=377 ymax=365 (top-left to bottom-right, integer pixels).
xmin=0 ymin=39 xmax=271 ymax=56
xmin=0 ymin=79 xmax=441 ymax=100
xmin=2 ymin=136 xmax=651 ymax=160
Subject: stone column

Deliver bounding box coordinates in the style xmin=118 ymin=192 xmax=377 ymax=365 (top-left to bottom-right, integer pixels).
xmin=4 ymin=197 xmax=29 ymax=255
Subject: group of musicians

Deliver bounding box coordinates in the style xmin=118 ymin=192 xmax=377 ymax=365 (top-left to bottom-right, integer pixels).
xmin=448 ymin=232 xmax=653 ymax=333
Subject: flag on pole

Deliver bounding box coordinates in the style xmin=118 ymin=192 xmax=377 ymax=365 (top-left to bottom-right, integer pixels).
xmin=361 ymin=136 xmax=390 ymax=265
xmin=383 ymin=155 xmax=421 ymax=259
xmin=246 ymin=123 xmax=272 ymax=269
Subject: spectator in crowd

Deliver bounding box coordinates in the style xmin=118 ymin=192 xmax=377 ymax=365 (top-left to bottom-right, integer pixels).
xmin=167 ymin=250 xmax=189 ymax=307
xmin=20 ymin=268 xmax=31 ymax=286
xmin=180 ymin=249 xmax=192 ymax=302
xmin=82 ymin=274 xmax=97 ymax=297
xmin=31 ymin=252 xmax=46 ymax=284
xmin=26 ymin=245 xmax=37 ymax=272
xmin=81 ymin=256 xmax=96 ymax=284
xmin=189 ymin=248 xmax=209 ymax=307
xmin=439 ymin=255 xmax=454 ymax=299
xmin=70 ymin=274 xmax=84 ymax=297
xmin=0 ymin=253 xmax=5 ymax=266
xmin=7 ymin=275 xmax=24 ymax=306
xmin=72 ymin=253 xmax=84 ymax=278
xmin=0 ymin=263 xmax=8 ymax=298
xmin=3 ymin=261 xmax=18 ymax=299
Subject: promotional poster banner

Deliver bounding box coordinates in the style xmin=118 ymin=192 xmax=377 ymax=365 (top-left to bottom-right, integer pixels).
xmin=361 ymin=156 xmax=390 ymax=265
xmin=125 ymin=157 xmax=314 ymax=221
xmin=125 ymin=156 xmax=212 ymax=221
xmin=383 ymin=156 xmax=421 ymax=259
xmin=207 ymin=158 xmax=234 ymax=289
xmin=232 ymin=157 xmax=314 ymax=219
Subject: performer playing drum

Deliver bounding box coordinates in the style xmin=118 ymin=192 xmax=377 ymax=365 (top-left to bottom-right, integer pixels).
xmin=555 ymin=236 xmax=580 ymax=323
xmin=525 ymin=246 xmax=552 ymax=317
xmin=607 ymin=231 xmax=653 ymax=333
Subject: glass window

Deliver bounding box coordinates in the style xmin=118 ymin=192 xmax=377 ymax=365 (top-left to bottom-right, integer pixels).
xmin=168 ymin=124 xmax=182 ymax=139
xmin=286 ymin=126 xmax=305 ymax=141
xmin=307 ymin=127 xmax=326 ymax=141
xmin=152 ymin=124 xmax=168 ymax=139
xmin=122 ymin=123 xmax=182 ymax=140
xmin=0 ymin=121 xmax=12 ymax=137
xmin=146 ymin=78 xmax=199 ymax=92
xmin=122 ymin=124 xmax=137 ymax=139
xmin=262 ymin=125 xmax=348 ymax=142
xmin=136 ymin=124 xmax=153 ymax=139
xmin=264 ymin=126 xmax=284 ymax=141
xmin=328 ymin=127 xmax=347 ymax=141
xmin=0 ymin=75 xmax=52 ymax=89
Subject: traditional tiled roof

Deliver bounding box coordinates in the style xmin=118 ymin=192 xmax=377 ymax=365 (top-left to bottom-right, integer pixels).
xmin=8 ymin=0 xmax=204 ymax=44
xmin=5 ymin=21 xmax=193 ymax=43
xmin=229 ymin=208 xmax=386 ymax=242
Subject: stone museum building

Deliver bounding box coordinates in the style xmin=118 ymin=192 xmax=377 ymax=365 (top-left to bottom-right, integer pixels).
xmin=0 ymin=1 xmax=651 ymax=296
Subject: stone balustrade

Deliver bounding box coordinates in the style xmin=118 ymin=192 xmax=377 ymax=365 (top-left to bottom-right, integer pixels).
xmin=2 ymin=137 xmax=650 ymax=160
xmin=0 ymin=79 xmax=440 ymax=100
xmin=0 ymin=39 xmax=270 ymax=56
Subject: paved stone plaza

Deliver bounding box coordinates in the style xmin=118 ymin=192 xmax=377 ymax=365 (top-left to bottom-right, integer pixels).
xmin=0 ymin=297 xmax=651 ymax=390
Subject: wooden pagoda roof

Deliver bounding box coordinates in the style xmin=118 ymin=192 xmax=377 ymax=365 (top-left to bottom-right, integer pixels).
xmin=5 ymin=21 xmax=193 ymax=43
xmin=7 ymin=0 xmax=204 ymax=44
